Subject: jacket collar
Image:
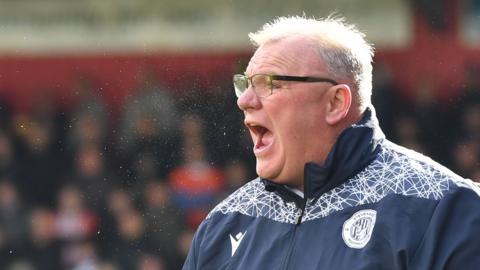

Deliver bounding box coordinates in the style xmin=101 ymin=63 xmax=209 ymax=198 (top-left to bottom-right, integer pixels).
xmin=262 ymin=106 xmax=385 ymax=203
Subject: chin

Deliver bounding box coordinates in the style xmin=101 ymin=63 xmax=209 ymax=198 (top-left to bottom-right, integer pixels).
xmin=257 ymin=159 xmax=303 ymax=187
xmin=256 ymin=160 xmax=280 ymax=180
xmin=257 ymin=167 xmax=291 ymax=186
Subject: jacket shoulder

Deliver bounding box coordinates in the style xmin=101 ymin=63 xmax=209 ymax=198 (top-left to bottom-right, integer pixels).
xmin=303 ymin=141 xmax=475 ymax=222
xmin=378 ymin=140 xmax=475 ymax=198
xmin=206 ymin=178 xmax=298 ymax=224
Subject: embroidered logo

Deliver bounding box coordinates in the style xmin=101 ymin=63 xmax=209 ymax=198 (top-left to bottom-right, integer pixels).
xmin=342 ymin=209 xmax=376 ymax=249
xmin=229 ymin=231 xmax=246 ymax=256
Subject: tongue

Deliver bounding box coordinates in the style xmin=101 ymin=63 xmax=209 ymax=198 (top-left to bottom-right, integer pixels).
xmin=258 ymin=130 xmax=273 ymax=149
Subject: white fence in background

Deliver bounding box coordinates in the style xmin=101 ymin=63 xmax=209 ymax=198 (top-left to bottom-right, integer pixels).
xmin=0 ymin=0 xmax=411 ymax=54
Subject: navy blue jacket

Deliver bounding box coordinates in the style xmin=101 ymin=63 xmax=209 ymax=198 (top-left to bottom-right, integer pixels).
xmin=183 ymin=108 xmax=480 ymax=270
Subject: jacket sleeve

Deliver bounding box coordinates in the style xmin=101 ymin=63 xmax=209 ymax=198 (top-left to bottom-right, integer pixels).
xmin=182 ymin=237 xmax=197 ymax=270
xmin=409 ymin=184 xmax=480 ymax=270
xmin=182 ymin=220 xmax=208 ymax=270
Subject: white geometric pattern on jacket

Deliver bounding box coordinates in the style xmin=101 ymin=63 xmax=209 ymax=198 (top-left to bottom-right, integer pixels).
xmin=207 ymin=141 xmax=477 ymax=224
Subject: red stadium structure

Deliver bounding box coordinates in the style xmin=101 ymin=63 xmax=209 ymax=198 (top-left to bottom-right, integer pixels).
xmin=0 ymin=0 xmax=478 ymax=112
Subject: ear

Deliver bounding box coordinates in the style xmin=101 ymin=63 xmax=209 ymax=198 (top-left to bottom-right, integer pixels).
xmin=325 ymin=84 xmax=352 ymax=125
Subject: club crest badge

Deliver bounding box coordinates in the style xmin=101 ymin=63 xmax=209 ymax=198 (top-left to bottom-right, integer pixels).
xmin=342 ymin=209 xmax=377 ymax=249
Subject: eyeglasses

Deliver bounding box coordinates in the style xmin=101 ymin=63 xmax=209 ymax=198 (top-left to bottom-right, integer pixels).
xmin=233 ymin=73 xmax=338 ymax=98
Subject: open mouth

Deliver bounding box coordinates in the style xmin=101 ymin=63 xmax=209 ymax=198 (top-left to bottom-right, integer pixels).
xmin=247 ymin=123 xmax=274 ymax=155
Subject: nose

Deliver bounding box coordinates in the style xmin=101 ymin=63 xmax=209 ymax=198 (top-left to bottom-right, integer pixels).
xmin=237 ymin=87 xmax=262 ymax=111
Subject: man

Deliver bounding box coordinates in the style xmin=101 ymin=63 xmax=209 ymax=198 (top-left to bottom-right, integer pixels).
xmin=183 ymin=16 xmax=480 ymax=269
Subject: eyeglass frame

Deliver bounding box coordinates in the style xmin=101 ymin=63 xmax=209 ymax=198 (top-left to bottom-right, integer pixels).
xmin=233 ymin=73 xmax=339 ymax=98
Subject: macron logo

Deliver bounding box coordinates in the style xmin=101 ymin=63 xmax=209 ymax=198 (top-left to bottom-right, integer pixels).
xmin=229 ymin=231 xmax=246 ymax=256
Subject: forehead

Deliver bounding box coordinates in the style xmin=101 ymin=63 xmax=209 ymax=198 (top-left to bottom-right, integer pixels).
xmin=246 ymin=36 xmax=327 ymax=76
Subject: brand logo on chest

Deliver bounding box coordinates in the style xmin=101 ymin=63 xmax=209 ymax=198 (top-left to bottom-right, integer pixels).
xmin=230 ymin=231 xmax=246 ymax=256
xmin=342 ymin=209 xmax=377 ymax=249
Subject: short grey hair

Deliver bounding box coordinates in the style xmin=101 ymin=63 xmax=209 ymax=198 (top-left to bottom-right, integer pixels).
xmin=249 ymin=15 xmax=374 ymax=111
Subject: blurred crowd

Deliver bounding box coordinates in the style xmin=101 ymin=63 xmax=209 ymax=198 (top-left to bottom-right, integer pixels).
xmin=0 ymin=64 xmax=478 ymax=270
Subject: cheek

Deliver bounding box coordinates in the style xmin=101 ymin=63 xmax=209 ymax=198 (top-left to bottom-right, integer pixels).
xmin=275 ymin=102 xmax=323 ymax=151
xmin=268 ymin=94 xmax=320 ymax=149
xmin=274 ymin=111 xmax=308 ymax=155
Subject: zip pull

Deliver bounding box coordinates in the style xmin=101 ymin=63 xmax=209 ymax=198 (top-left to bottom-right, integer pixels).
xmin=295 ymin=208 xmax=304 ymax=225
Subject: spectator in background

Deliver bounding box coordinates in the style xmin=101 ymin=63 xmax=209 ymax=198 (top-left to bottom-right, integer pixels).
xmin=97 ymin=187 xmax=137 ymax=259
xmin=0 ymin=180 xmax=28 ymax=253
xmin=5 ymin=260 xmax=35 ymax=270
xmin=54 ymin=185 xmax=99 ymax=267
xmin=177 ymin=229 xmax=195 ymax=266
xmin=472 ymin=168 xmax=480 ymax=183
xmin=118 ymin=67 xmax=180 ymax=177
xmin=117 ymin=67 xmax=181 ymax=186
xmin=108 ymin=207 xmax=154 ymax=270
xmin=409 ymin=77 xmax=445 ymax=159
xmin=0 ymin=95 xmax=12 ymax=132
xmin=391 ymin=113 xmax=426 ymax=153
xmin=29 ymin=87 xmax=71 ymax=172
xmin=0 ymin=132 xmax=17 ymax=180
xmin=65 ymin=142 xmax=113 ymax=213
xmin=449 ymin=71 xmax=480 ymax=179
xmin=451 ymin=138 xmax=480 ymax=179
xmin=179 ymin=77 xmax=247 ymax=167
xmin=54 ymin=185 xmax=98 ymax=243
xmin=136 ymin=253 xmax=166 ymax=270
xmin=54 ymin=185 xmax=101 ymax=269
xmin=14 ymin=114 xmax=64 ymax=207
xmin=105 ymin=187 xmax=136 ymax=218
xmin=64 ymin=240 xmax=100 ymax=270
xmin=25 ymin=207 xmax=61 ymax=270
xmin=220 ymin=158 xmax=249 ymax=197
xmin=127 ymin=149 xmax=161 ymax=192
xmin=30 ymin=88 xmax=67 ymax=147
xmin=67 ymin=112 xmax=107 ymax=154
xmin=371 ymin=62 xmax=400 ymax=137
xmin=168 ymin=115 xmax=224 ymax=228
xmin=67 ymin=75 xmax=109 ymax=150
xmin=459 ymin=103 xmax=480 ymax=141
xmin=143 ymin=179 xmax=185 ymax=269
xmin=64 ymin=79 xmax=111 ymax=182
xmin=459 ymin=63 xmax=480 ymax=104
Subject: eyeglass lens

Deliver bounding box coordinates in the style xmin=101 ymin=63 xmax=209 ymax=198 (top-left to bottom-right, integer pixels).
xmin=234 ymin=74 xmax=273 ymax=97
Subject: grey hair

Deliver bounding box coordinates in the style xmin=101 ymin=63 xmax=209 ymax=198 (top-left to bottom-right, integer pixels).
xmin=248 ymin=15 xmax=374 ymax=111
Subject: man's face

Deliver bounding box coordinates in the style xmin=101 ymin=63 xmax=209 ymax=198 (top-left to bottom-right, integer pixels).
xmin=237 ymin=37 xmax=335 ymax=188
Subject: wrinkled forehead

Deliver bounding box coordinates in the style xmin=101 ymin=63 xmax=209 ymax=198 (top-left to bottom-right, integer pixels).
xmin=246 ymin=36 xmax=327 ymax=76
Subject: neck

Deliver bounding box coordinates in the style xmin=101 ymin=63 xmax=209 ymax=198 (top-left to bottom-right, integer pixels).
xmin=263 ymin=106 xmax=384 ymax=200
xmin=299 ymin=106 xmax=365 ymax=190
xmin=308 ymin=110 xmax=362 ymax=166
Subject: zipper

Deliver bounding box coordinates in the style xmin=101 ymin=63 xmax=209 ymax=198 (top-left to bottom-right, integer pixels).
xmin=281 ymin=207 xmax=304 ymax=270
xmin=261 ymin=178 xmax=308 ymax=270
